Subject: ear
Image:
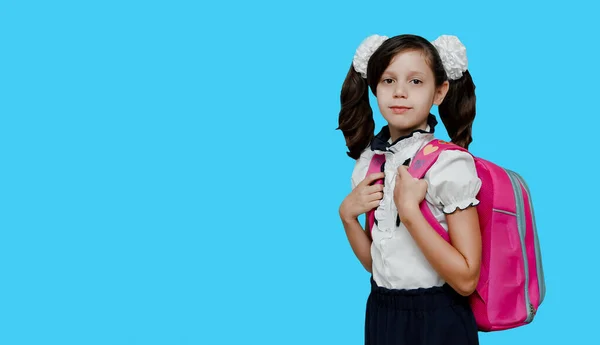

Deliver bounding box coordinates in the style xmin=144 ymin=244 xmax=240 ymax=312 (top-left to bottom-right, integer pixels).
xmin=433 ymin=81 xmax=449 ymax=106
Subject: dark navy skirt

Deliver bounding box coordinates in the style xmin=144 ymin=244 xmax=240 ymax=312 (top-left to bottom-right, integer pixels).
xmin=365 ymin=278 xmax=479 ymax=345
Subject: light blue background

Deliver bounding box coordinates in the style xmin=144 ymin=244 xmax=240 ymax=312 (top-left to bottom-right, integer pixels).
xmin=1 ymin=0 xmax=597 ymax=344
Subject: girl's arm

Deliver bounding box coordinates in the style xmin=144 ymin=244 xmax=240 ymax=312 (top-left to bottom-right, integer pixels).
xmin=339 ymin=171 xmax=383 ymax=273
xmin=394 ymin=152 xmax=482 ymax=296
xmin=339 ymin=214 xmax=373 ymax=273
xmin=400 ymin=205 xmax=481 ymax=296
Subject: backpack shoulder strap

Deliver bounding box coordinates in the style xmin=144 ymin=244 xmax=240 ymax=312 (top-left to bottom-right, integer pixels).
xmin=407 ymin=139 xmax=470 ymax=242
xmin=408 ymin=139 xmax=468 ymax=179
xmin=366 ymin=154 xmax=385 ymax=233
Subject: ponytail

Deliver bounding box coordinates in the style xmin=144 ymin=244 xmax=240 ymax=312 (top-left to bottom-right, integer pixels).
xmin=337 ymin=63 xmax=375 ymax=160
xmin=438 ymin=70 xmax=476 ymax=149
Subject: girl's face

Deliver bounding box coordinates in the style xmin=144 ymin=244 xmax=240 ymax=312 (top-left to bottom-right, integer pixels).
xmin=375 ymin=50 xmax=448 ymax=141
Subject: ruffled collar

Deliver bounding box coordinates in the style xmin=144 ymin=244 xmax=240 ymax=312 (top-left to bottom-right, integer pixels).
xmin=370 ymin=114 xmax=437 ymax=153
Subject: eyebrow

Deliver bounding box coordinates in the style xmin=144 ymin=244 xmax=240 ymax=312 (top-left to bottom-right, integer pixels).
xmin=381 ymin=70 xmax=427 ymax=78
xmin=406 ymin=70 xmax=426 ymax=76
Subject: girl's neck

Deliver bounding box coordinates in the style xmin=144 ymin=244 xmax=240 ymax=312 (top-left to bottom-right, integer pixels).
xmin=389 ymin=122 xmax=429 ymax=143
xmin=370 ymin=114 xmax=438 ymax=153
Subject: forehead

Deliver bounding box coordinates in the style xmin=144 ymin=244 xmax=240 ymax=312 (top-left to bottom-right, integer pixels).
xmin=384 ymin=50 xmax=432 ymax=75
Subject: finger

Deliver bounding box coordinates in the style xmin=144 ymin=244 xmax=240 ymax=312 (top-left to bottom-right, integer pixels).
xmin=369 ymin=192 xmax=383 ymax=201
xmin=366 ymin=183 xmax=384 ymax=194
xmin=368 ymin=200 xmax=380 ymax=209
xmin=396 ymin=165 xmax=408 ymax=178
xmin=398 ymin=165 xmax=416 ymax=180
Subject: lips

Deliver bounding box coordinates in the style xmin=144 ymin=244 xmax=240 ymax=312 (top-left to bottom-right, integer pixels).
xmin=389 ymin=106 xmax=411 ymax=114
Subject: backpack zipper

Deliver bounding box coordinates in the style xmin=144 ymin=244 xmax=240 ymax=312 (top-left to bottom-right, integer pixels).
xmin=506 ymin=169 xmax=534 ymax=323
xmin=511 ymin=171 xmax=546 ymax=304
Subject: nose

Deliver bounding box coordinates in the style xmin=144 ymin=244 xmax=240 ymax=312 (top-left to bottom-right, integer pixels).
xmin=393 ymin=84 xmax=407 ymax=98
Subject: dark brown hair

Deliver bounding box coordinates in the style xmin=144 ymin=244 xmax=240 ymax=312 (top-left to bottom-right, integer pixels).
xmin=337 ymin=34 xmax=476 ymax=159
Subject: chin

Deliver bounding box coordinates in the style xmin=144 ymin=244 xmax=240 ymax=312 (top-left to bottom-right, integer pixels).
xmin=387 ymin=117 xmax=419 ymax=130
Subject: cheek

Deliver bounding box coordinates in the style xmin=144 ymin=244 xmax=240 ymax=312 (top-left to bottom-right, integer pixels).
xmin=422 ymin=88 xmax=437 ymax=104
xmin=376 ymin=98 xmax=387 ymax=112
xmin=375 ymin=88 xmax=389 ymax=104
xmin=413 ymin=89 xmax=431 ymax=103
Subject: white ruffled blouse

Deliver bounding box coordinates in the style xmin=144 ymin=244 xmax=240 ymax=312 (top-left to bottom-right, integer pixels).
xmin=350 ymin=118 xmax=482 ymax=290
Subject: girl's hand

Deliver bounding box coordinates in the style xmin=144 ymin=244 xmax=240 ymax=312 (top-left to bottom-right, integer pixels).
xmin=339 ymin=172 xmax=385 ymax=222
xmin=393 ymin=165 xmax=428 ymax=215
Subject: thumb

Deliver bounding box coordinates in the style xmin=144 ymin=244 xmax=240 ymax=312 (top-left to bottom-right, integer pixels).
xmin=396 ymin=165 xmax=409 ymax=179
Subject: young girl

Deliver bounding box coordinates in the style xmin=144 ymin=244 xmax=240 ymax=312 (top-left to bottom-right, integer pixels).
xmin=338 ymin=34 xmax=482 ymax=345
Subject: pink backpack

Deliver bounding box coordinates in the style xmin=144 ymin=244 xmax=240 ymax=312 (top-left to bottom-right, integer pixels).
xmin=366 ymin=139 xmax=546 ymax=332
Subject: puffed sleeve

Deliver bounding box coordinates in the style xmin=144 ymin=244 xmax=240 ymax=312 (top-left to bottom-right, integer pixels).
xmin=351 ymin=149 xmax=374 ymax=190
xmin=425 ymin=150 xmax=482 ymax=214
